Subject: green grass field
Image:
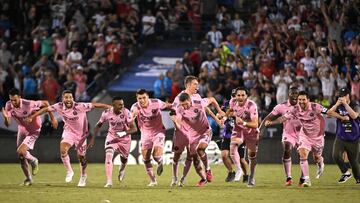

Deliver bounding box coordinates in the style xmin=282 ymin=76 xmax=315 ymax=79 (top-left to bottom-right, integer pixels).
xmin=0 ymin=164 xmax=359 ymax=203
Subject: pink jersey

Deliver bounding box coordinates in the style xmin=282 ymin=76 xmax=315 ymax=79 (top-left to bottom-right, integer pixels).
xmin=5 ymin=99 xmax=43 ymax=133
xmin=285 ymin=102 xmax=327 ymax=139
xmin=97 ymin=107 xmax=133 ymax=139
xmin=176 ymin=98 xmax=211 ymax=137
xmin=229 ymin=98 xmax=258 ymax=135
xmin=131 ymin=99 xmax=167 ymax=135
xmin=271 ymin=100 xmax=302 ymax=137
xmin=48 ymin=102 xmax=93 ymax=137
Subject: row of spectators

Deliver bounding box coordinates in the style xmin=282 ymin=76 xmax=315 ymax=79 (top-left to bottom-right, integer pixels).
xmin=153 ymin=0 xmax=360 ymax=117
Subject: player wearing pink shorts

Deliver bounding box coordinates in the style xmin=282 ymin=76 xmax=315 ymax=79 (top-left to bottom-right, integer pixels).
xmin=27 ymin=90 xmax=110 ymax=187
xmin=171 ymin=92 xmax=218 ymax=187
xmin=170 ymin=76 xmax=224 ymax=187
xmin=261 ymin=86 xmax=301 ymax=186
xmin=2 ymin=88 xmax=57 ymax=186
xmin=131 ymin=89 xmax=170 ymax=186
xmin=90 ymin=96 xmax=137 ymax=188
xmin=228 ymin=87 xmax=259 ymax=187
xmin=268 ymin=91 xmax=346 ymax=187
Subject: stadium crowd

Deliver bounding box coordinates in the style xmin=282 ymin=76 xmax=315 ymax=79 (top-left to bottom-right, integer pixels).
xmin=154 ymin=0 xmax=360 ymax=119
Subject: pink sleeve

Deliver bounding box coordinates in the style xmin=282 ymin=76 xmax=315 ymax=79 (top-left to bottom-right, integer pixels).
xmin=172 ymin=96 xmax=179 ymax=108
xmin=229 ymin=99 xmax=235 ymax=109
xmin=201 ymin=98 xmax=210 ymax=108
xmin=125 ymin=108 xmax=133 ymax=123
xmin=271 ymin=104 xmax=281 ymax=116
xmin=314 ymin=103 xmax=328 ymax=114
xmin=30 ymin=100 xmax=43 ymax=109
xmin=48 ymin=103 xmax=60 ymax=112
xmin=77 ymin=103 xmax=93 ymax=112
xmin=158 ymin=99 xmax=167 ymax=110
xmin=249 ymin=103 xmax=258 ymax=120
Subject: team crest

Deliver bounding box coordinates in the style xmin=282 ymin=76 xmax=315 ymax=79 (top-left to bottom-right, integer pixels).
xmin=73 ymin=111 xmax=77 ymax=115
xmin=120 ymin=115 xmax=124 ymax=119
xmin=23 ymin=111 xmax=27 ymax=115
xmin=152 ymin=109 xmax=157 ymax=114
xmin=194 ymin=109 xmax=199 ymax=113
xmin=309 ymin=113 xmax=314 ymax=117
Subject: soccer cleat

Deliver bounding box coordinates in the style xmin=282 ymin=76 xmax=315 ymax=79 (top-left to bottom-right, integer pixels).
xmin=243 ymin=175 xmax=249 ymax=183
xmin=285 ymin=177 xmax=293 ymax=186
xmin=30 ymin=158 xmax=39 ymax=176
xmin=206 ymin=169 xmax=213 ymax=182
xmin=77 ymin=175 xmax=87 ymax=187
xmin=315 ymin=163 xmax=325 ymax=179
xmin=65 ymin=171 xmax=74 ymax=183
xmin=157 ymin=163 xmax=163 ymax=176
xmin=225 ymin=171 xmax=236 ymax=182
xmin=118 ymin=170 xmax=125 ymax=182
xmin=196 ymin=179 xmax=207 ymax=187
xmin=247 ymin=178 xmax=255 ymax=187
xmin=301 ymin=180 xmax=311 ymax=187
xmin=338 ymin=173 xmax=352 ymax=183
xmin=178 ymin=177 xmax=185 ymax=187
xmin=234 ymin=170 xmax=243 ymax=182
xmin=21 ymin=178 xmax=32 ymax=186
xmin=356 ymin=179 xmax=360 ymax=184
xmin=104 ymin=183 xmax=112 ymax=188
xmin=170 ymin=177 xmax=177 ymax=187
xmin=148 ymin=180 xmax=158 ymax=187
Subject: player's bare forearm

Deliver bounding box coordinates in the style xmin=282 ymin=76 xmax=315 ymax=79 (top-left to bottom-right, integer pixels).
xmin=92 ymin=103 xmax=112 ymax=109
xmin=171 ymin=116 xmax=181 ymax=130
xmin=244 ymin=118 xmax=259 ymax=129
xmin=126 ymin=122 xmax=138 ymax=134
xmin=343 ymin=103 xmax=359 ymax=119
xmin=326 ymin=110 xmax=345 ymax=120
xmin=208 ymin=97 xmax=225 ymax=116
xmin=267 ymin=116 xmax=286 ymax=126
xmin=29 ymin=107 xmax=49 ymax=121
xmin=259 ymin=113 xmax=275 ymax=129
xmin=2 ymin=108 xmax=11 ymax=127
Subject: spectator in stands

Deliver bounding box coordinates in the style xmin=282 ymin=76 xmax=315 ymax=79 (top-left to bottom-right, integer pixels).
xmin=154 ymin=73 xmax=166 ymax=101
xmin=41 ymin=71 xmax=60 ymax=104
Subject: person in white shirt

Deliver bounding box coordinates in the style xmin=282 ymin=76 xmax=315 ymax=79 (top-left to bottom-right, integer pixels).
xmin=142 ymin=10 xmax=156 ymax=36
xmin=206 ymin=25 xmax=223 ymax=48
xmin=300 ymin=49 xmax=316 ymax=76
xmin=274 ymin=69 xmax=293 ymax=104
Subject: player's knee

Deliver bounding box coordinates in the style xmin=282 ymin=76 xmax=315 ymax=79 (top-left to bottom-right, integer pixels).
xmin=196 ymin=148 xmax=205 ymax=156
xmin=120 ymin=157 xmax=128 ymax=165
xmin=143 ymin=159 xmax=151 ymax=165
xmin=17 ymin=148 xmax=26 ymax=156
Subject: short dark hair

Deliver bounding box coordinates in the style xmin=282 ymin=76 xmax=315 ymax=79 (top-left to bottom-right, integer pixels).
xmin=9 ymin=88 xmax=20 ymax=96
xmin=136 ymin=88 xmax=148 ymax=95
xmin=179 ymin=93 xmax=190 ymax=102
xmin=298 ymin=91 xmax=309 ymax=98
xmin=234 ymin=87 xmax=248 ymax=95
xmin=62 ymin=90 xmax=73 ymax=96
xmin=112 ymin=96 xmax=123 ymax=102
xmin=184 ymin=75 xmax=198 ymax=87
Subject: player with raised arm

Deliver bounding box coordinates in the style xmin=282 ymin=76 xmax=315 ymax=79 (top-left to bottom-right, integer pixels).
xmin=171 ymin=75 xmax=224 ymax=187
xmin=2 ymin=88 xmax=57 ymax=186
xmin=27 ymin=90 xmax=111 ymax=187
xmin=89 ymin=97 xmax=137 ymax=188
xmin=171 ymin=92 xmax=221 ymax=187
xmin=265 ymin=91 xmax=347 ymax=187
xmin=260 ymin=86 xmax=301 ymax=186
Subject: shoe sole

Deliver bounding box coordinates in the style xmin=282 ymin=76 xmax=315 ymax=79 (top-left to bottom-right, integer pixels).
xmin=338 ymin=177 xmax=352 ymax=184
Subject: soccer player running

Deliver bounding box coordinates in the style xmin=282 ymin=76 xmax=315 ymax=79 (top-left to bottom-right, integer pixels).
xmin=130 ymin=89 xmax=170 ymax=186
xmin=260 ymin=86 xmax=301 ymax=186
xmin=89 ymin=97 xmax=137 ymax=188
xmin=265 ymin=91 xmax=347 ymax=187
xmin=171 ymin=75 xmax=224 ymax=186
xmin=2 ymin=88 xmax=57 ymax=186
xmin=27 ymin=90 xmax=111 ymax=187
xmin=171 ymin=92 xmax=221 ymax=186
xmin=218 ymin=89 xmax=249 ymax=183
xmin=328 ymin=88 xmax=360 ymax=184
xmin=227 ymin=87 xmax=260 ymax=187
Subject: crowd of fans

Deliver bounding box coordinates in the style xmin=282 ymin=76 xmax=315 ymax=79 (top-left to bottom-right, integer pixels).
xmin=154 ymin=0 xmax=360 ymax=118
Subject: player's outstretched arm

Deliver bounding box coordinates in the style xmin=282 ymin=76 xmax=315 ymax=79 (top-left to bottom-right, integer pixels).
xmin=92 ymin=103 xmax=112 ymax=109
xmin=236 ymin=116 xmax=258 ymax=129
xmin=2 ymin=107 xmax=11 ymax=127
xmin=207 ymin=97 xmax=226 ymax=117
xmin=126 ymin=121 xmax=138 ymax=134
xmin=265 ymin=116 xmax=287 ymax=127
xmin=27 ymin=106 xmax=50 ymax=123
xmin=259 ymin=112 xmax=276 ymax=130
xmin=205 ymin=107 xmax=223 ymax=127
